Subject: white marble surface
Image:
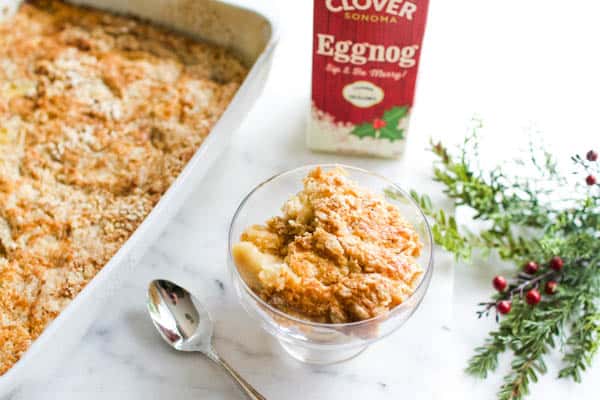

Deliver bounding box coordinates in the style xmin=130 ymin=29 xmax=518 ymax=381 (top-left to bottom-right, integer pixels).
xmin=8 ymin=0 xmax=600 ymax=399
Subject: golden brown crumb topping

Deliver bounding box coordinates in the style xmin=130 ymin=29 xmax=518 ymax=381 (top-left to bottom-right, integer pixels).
xmin=0 ymin=0 xmax=247 ymax=374
xmin=232 ymin=167 xmax=423 ymax=324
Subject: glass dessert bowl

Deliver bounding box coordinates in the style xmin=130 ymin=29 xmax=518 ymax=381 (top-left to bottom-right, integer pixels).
xmin=228 ymin=165 xmax=434 ymax=364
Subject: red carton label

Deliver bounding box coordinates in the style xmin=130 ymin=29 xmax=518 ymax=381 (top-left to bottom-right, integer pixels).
xmin=307 ymin=0 xmax=430 ymax=157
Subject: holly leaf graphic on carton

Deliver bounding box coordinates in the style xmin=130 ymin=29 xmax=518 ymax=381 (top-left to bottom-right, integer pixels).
xmin=350 ymin=106 xmax=409 ymax=142
xmin=352 ymin=123 xmax=377 ymax=139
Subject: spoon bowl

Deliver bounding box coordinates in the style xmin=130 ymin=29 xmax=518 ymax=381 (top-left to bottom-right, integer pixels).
xmin=146 ymin=279 xmax=266 ymax=400
xmin=147 ymin=279 xmax=213 ymax=353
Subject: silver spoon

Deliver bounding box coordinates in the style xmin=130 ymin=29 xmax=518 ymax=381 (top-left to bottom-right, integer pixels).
xmin=147 ymin=279 xmax=266 ymax=400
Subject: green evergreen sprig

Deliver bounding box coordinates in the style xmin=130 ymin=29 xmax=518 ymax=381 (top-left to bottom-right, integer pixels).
xmin=412 ymin=129 xmax=600 ymax=399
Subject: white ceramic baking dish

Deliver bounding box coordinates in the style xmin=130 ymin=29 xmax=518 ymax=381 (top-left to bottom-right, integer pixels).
xmin=0 ymin=0 xmax=278 ymax=396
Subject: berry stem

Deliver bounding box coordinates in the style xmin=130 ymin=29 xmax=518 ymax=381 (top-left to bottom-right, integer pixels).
xmin=478 ymin=270 xmax=557 ymax=316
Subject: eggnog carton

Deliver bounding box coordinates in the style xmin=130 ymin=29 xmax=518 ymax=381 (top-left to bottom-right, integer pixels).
xmin=307 ymin=0 xmax=430 ymax=158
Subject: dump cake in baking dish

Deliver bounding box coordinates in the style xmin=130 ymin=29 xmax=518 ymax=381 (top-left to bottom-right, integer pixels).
xmin=232 ymin=167 xmax=423 ymax=324
xmin=0 ymin=0 xmax=247 ymax=374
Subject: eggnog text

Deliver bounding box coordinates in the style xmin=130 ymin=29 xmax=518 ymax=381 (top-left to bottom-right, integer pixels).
xmin=316 ymin=34 xmax=419 ymax=68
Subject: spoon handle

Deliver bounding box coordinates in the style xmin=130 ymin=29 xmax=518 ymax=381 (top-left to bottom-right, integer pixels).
xmin=208 ymin=350 xmax=266 ymax=400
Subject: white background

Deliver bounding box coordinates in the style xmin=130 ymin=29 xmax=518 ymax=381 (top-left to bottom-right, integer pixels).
xmin=8 ymin=0 xmax=600 ymax=399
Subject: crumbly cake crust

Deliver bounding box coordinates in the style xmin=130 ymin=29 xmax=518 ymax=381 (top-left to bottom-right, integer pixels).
xmin=233 ymin=167 xmax=423 ymax=324
xmin=0 ymin=0 xmax=246 ymax=374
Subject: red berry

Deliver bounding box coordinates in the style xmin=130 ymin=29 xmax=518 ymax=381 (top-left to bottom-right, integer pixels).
xmin=497 ymin=300 xmax=512 ymax=315
xmin=526 ymin=288 xmax=542 ymax=305
xmin=550 ymin=256 xmax=564 ymax=271
xmin=524 ymin=261 xmax=539 ymax=274
xmin=492 ymin=276 xmax=508 ymax=292
xmin=545 ymin=281 xmax=558 ymax=295
xmin=372 ymin=118 xmax=387 ymax=130
xmin=586 ymin=175 xmax=597 ymax=186
xmin=587 ymin=150 xmax=598 ymax=162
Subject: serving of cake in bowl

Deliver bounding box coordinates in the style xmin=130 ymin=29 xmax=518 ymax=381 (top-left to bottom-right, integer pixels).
xmin=229 ymin=165 xmax=433 ymax=364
